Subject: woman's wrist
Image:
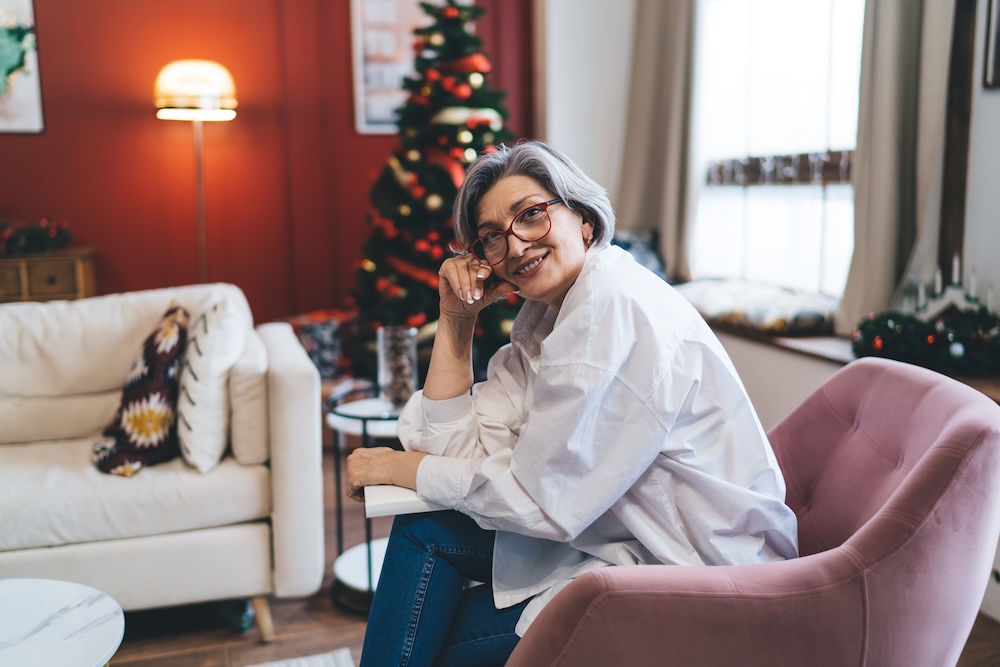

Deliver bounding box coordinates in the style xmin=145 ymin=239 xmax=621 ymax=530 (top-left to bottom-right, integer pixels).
xmin=388 ymin=451 xmax=428 ymax=490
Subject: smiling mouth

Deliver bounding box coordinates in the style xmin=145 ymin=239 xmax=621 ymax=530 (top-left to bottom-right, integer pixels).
xmin=514 ymin=255 xmax=545 ymax=275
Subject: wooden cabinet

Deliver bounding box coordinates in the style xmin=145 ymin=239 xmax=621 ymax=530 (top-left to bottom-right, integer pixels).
xmin=0 ymin=247 xmax=97 ymax=303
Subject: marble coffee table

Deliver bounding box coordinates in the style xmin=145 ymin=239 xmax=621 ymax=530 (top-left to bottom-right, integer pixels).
xmin=0 ymin=578 xmax=125 ymax=666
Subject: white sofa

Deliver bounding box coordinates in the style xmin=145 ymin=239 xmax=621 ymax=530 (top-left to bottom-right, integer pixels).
xmin=0 ymin=283 xmax=324 ymax=636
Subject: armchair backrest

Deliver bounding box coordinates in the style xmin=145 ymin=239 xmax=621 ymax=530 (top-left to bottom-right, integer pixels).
xmin=767 ymin=357 xmax=1000 ymax=558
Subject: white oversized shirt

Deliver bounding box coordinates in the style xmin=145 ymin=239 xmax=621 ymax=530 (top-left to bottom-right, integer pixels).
xmin=397 ymin=245 xmax=798 ymax=636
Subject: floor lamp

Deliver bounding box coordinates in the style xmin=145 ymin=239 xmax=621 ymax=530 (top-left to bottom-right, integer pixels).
xmin=154 ymin=60 xmax=237 ymax=283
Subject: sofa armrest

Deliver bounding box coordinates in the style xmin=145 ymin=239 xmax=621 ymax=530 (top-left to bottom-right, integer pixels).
xmin=256 ymin=322 xmax=324 ymax=597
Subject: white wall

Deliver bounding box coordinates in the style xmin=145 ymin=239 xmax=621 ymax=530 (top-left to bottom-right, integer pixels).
xmin=715 ymin=334 xmax=844 ymax=430
xmin=963 ymin=0 xmax=1000 ymax=310
xmin=537 ymin=0 xmax=636 ymax=199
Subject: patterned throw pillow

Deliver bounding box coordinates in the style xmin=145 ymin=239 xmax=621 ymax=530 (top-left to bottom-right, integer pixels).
xmin=93 ymin=304 xmax=189 ymax=476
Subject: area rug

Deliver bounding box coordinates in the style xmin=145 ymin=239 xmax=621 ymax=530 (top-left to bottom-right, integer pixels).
xmin=248 ymin=648 xmax=355 ymax=667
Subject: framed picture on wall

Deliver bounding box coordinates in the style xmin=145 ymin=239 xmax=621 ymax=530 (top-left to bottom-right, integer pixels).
xmin=986 ymin=0 xmax=1000 ymax=88
xmin=350 ymin=0 xmax=470 ymax=134
xmin=0 ymin=0 xmax=43 ymax=133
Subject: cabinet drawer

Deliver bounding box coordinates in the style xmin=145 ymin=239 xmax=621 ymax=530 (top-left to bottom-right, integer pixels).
xmin=26 ymin=257 xmax=78 ymax=297
xmin=0 ymin=264 xmax=22 ymax=300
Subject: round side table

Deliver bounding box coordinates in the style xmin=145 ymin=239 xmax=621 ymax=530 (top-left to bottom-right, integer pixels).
xmin=326 ymin=395 xmax=403 ymax=614
xmin=0 ymin=578 xmax=125 ymax=666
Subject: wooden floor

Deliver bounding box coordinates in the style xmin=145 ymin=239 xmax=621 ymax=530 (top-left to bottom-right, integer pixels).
xmin=112 ymin=450 xmax=1000 ymax=666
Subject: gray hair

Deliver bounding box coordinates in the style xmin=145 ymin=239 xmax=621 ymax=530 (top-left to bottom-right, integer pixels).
xmin=452 ymin=140 xmax=616 ymax=250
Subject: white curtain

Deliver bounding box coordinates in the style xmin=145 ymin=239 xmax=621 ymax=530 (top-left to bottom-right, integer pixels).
xmin=834 ymin=0 xmax=955 ymax=334
xmin=612 ymin=0 xmax=695 ymax=283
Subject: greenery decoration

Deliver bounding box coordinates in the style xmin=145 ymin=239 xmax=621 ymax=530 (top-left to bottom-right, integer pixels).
xmin=349 ymin=0 xmax=520 ymax=377
xmin=0 ymin=218 xmax=73 ymax=256
xmin=852 ymin=307 xmax=1000 ymax=377
xmin=0 ymin=23 xmax=34 ymax=95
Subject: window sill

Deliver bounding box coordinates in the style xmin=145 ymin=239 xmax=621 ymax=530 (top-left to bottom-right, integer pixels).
xmin=707 ymin=321 xmax=1000 ymax=405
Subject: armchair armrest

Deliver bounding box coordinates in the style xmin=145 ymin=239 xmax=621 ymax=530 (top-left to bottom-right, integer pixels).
xmin=256 ymin=322 xmax=324 ymax=597
xmin=508 ymin=552 xmax=867 ymax=667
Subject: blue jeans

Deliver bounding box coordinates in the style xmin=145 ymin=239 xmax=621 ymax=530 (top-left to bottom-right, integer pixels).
xmin=359 ymin=510 xmax=531 ymax=667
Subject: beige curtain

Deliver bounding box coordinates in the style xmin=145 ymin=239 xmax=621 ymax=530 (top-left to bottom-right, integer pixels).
xmin=834 ymin=0 xmax=954 ymax=334
xmin=612 ymin=0 xmax=694 ymax=283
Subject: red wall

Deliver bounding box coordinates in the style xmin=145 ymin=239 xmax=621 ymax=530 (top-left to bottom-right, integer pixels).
xmin=0 ymin=0 xmax=534 ymax=322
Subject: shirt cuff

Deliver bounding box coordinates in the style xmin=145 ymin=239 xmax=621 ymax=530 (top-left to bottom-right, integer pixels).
xmin=422 ymin=392 xmax=473 ymax=425
xmin=416 ymin=454 xmax=477 ymax=508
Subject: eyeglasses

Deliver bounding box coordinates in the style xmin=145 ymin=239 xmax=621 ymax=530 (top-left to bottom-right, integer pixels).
xmin=467 ymin=198 xmax=564 ymax=266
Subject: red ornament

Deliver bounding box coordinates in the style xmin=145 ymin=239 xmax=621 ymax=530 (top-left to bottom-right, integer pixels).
xmin=425 ymin=68 xmax=441 ymax=82
xmin=428 ymin=231 xmax=440 ymax=242
xmin=873 ymin=336 xmax=884 ymax=351
xmin=441 ymin=76 xmax=456 ymax=91
xmin=927 ymin=335 xmax=935 ymax=344
xmin=505 ymin=292 xmax=520 ymax=305
xmin=415 ymin=239 xmax=432 ymax=253
xmin=376 ymin=278 xmax=391 ymax=293
xmin=411 ymin=185 xmax=426 ymax=198
xmin=439 ymin=54 xmax=492 ymax=74
xmin=406 ymin=312 xmax=428 ymax=328
xmin=431 ymin=246 xmax=443 ymax=260
xmin=443 ymin=6 xmax=459 ymax=18
xmin=452 ymin=83 xmax=472 ymax=100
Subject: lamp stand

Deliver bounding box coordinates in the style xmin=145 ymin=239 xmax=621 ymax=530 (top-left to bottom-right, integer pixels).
xmin=192 ymin=119 xmax=208 ymax=283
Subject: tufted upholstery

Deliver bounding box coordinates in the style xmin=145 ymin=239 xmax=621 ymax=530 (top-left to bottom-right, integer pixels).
xmin=507 ymin=358 xmax=1000 ymax=667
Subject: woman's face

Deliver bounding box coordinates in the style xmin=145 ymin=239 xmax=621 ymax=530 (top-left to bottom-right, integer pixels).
xmin=475 ymin=175 xmax=594 ymax=311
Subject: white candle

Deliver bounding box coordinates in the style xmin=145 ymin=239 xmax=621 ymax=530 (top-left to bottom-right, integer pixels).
xmin=917 ymin=283 xmax=927 ymax=309
xmin=988 ymin=286 xmax=994 ymax=313
xmin=969 ymin=269 xmax=977 ymax=299
xmin=952 ymin=253 xmax=960 ymax=285
xmin=934 ymin=268 xmax=943 ymax=295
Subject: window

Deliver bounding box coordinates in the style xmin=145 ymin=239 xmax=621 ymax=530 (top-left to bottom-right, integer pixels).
xmin=688 ymin=0 xmax=866 ymax=298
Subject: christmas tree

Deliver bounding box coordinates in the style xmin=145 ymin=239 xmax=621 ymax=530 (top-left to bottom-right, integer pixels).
xmin=350 ymin=0 xmax=520 ymax=378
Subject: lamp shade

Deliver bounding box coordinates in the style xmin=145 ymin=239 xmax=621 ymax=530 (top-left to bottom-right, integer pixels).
xmin=155 ymin=60 xmax=237 ymax=121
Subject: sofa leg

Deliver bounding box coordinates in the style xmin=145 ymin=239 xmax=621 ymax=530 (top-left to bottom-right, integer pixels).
xmin=251 ymin=595 xmax=276 ymax=643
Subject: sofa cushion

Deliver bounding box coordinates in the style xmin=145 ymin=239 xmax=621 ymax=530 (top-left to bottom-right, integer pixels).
xmin=0 ymin=283 xmax=255 ymax=445
xmin=0 ymin=437 xmax=272 ymax=551
xmin=0 ymin=391 xmax=121 ymax=446
xmin=93 ymin=304 xmax=189 ymax=476
xmin=178 ymin=292 xmax=251 ymax=473
xmin=230 ymin=329 xmax=270 ymax=465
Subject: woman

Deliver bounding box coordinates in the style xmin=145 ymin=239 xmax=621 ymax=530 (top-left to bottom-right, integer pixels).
xmin=347 ymin=140 xmax=798 ymax=666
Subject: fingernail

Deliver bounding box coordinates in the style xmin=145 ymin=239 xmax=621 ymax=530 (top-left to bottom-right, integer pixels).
xmin=473 ymin=288 xmax=482 ymax=300
xmin=477 ymin=271 xmax=487 ymax=280
xmin=466 ymin=291 xmax=474 ymax=304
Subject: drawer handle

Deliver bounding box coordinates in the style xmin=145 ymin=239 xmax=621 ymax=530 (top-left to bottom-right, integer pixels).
xmin=46 ymin=274 xmax=58 ymax=286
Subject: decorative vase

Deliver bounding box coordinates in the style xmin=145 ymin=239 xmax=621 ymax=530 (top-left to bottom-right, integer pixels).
xmin=377 ymin=325 xmax=418 ymax=407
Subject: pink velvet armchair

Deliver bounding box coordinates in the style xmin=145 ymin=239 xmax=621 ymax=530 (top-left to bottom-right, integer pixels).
xmin=507 ymin=357 xmax=1000 ymax=667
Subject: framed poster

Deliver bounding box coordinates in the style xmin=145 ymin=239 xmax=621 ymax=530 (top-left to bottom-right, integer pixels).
xmin=0 ymin=0 xmax=43 ymax=133
xmin=350 ymin=0 xmax=470 ymax=134
xmin=986 ymin=0 xmax=1000 ymax=88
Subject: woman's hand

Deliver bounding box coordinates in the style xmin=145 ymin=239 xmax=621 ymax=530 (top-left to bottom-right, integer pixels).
xmin=438 ymin=255 xmax=519 ymax=320
xmin=345 ymin=447 xmax=428 ymax=502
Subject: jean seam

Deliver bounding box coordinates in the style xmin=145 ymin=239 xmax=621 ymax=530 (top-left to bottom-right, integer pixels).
xmin=399 ymin=544 xmax=491 ymax=666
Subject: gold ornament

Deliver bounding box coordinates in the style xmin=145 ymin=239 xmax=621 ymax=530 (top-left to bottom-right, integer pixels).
xmin=457 ymin=129 xmax=473 ymax=144
xmin=464 ymin=148 xmax=478 ymax=162
xmin=429 ymin=33 xmax=445 ymax=46
xmin=420 ymin=86 xmax=432 ymax=97
xmin=483 ymin=132 xmax=494 ymax=144
xmin=426 ymin=194 xmax=443 ymax=210
xmin=399 ymin=204 xmax=412 ymax=216
xmin=361 ymin=259 xmax=376 ymax=272
xmin=469 ymin=72 xmax=484 ymax=88
xmin=406 ymin=149 xmax=421 ymax=161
